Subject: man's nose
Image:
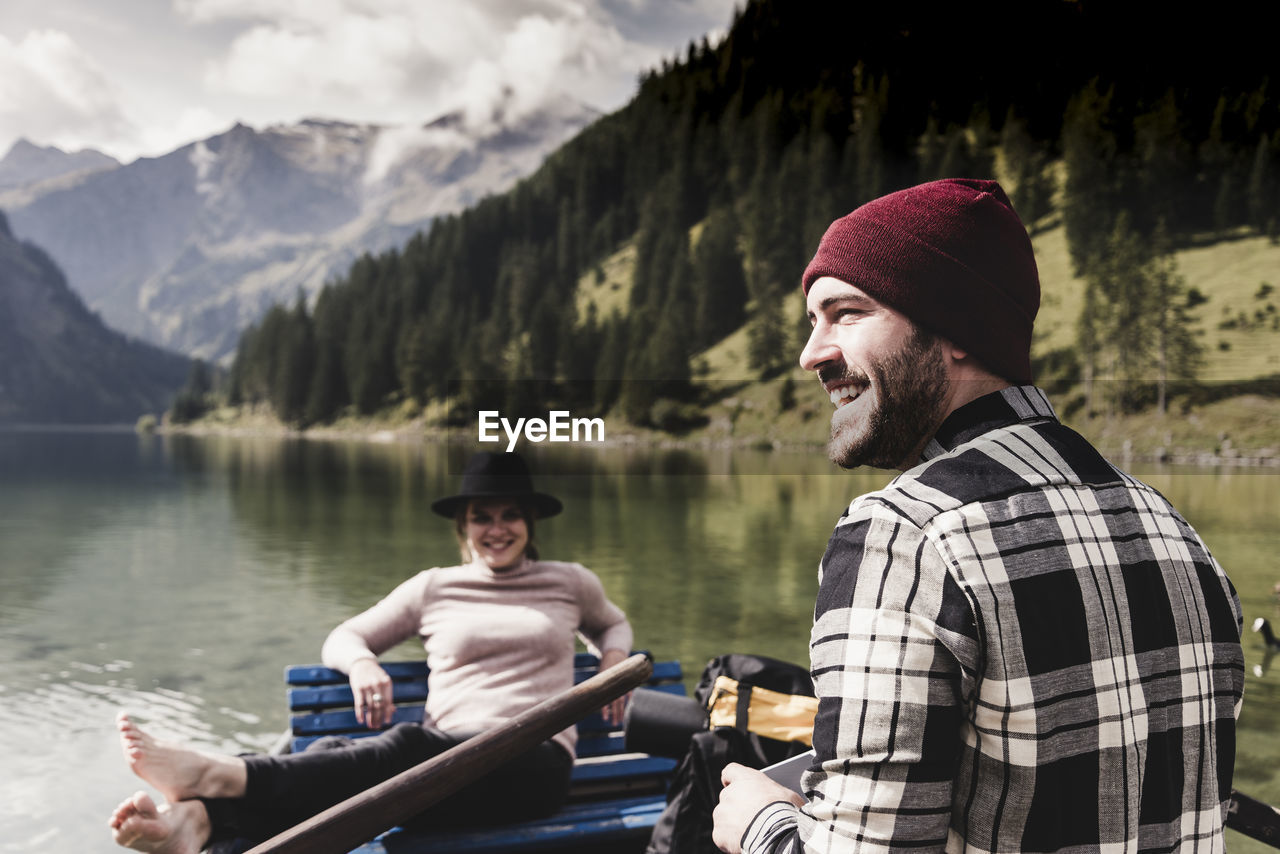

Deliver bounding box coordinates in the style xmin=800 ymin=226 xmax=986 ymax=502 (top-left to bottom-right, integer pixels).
xmin=799 ymin=323 xmax=838 ymax=372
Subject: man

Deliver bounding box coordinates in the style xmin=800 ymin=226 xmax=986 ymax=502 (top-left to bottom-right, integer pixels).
xmin=712 ymin=179 xmax=1244 ymax=854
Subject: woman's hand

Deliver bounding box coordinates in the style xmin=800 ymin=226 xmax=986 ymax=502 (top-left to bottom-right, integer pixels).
xmin=349 ymin=658 xmax=394 ymax=729
xmin=598 ymin=648 xmax=630 ymax=726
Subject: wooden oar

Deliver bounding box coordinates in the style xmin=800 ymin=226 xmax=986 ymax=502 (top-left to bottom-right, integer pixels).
xmin=1229 ymin=788 xmax=1280 ymax=848
xmin=245 ymin=652 xmax=653 ymax=854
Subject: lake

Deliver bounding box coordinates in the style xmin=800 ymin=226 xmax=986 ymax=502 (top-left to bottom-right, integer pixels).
xmin=1 ymin=428 xmax=1278 ymax=853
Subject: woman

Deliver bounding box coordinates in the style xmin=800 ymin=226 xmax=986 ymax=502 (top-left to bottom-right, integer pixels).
xmin=108 ymin=451 xmax=633 ymax=854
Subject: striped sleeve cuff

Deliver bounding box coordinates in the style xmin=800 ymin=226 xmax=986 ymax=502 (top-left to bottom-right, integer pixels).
xmin=742 ymin=801 xmax=801 ymax=854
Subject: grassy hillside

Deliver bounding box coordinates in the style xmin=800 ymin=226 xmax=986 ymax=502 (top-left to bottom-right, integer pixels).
xmin=1029 ymin=225 xmax=1280 ymax=383
xmin=572 ymin=207 xmax=1280 ymax=458
xmin=1176 ymin=235 xmax=1280 ymax=381
xmin=575 ymin=241 xmax=637 ymax=321
xmin=181 ymin=198 xmax=1280 ymax=463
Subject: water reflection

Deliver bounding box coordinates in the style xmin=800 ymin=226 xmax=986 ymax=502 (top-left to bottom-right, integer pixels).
xmin=1 ymin=430 xmax=1277 ymax=853
xmin=0 ymin=429 xmax=184 ymax=621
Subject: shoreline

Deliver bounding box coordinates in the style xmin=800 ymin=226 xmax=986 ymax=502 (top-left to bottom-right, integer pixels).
xmin=143 ymin=411 xmax=1280 ymax=470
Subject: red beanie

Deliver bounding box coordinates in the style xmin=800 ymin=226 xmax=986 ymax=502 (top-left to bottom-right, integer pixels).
xmin=801 ymin=178 xmax=1040 ymax=384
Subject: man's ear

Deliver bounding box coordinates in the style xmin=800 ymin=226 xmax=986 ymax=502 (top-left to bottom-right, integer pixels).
xmin=940 ymin=338 xmax=1014 ymax=399
xmin=941 ymin=338 xmax=969 ymax=363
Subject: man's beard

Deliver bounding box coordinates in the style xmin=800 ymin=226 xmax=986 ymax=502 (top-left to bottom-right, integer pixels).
xmin=826 ymin=327 xmax=948 ymax=470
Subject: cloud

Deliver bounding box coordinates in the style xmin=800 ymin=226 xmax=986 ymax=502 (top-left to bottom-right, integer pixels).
xmin=2 ymin=0 xmax=737 ymax=161
xmin=136 ymin=107 xmax=231 ymax=158
xmin=177 ymin=0 xmax=660 ymax=133
xmin=210 ymin=19 xmax=425 ymax=101
xmin=0 ymin=29 xmax=131 ymax=154
xmin=364 ymin=123 xmax=471 ymax=185
xmin=456 ymin=9 xmax=650 ymax=132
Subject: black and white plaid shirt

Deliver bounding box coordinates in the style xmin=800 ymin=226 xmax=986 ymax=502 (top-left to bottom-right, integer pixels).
xmin=744 ymin=386 xmax=1244 ymax=854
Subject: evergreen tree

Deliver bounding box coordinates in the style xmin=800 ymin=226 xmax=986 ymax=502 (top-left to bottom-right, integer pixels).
xmin=630 ymin=181 xmax=692 ymax=312
xmin=306 ymin=287 xmax=352 ymax=422
xmin=273 ymin=294 xmax=316 ymax=426
xmin=693 ymin=207 xmax=750 ymax=348
xmin=1076 ymin=215 xmax=1200 ymax=415
xmin=1200 ymin=95 xmax=1242 ymax=232
xmin=647 ymin=300 xmax=694 ymax=401
xmin=556 ymin=301 xmax=601 ymax=412
xmin=1077 ymin=272 xmax=1103 ymax=415
xmin=746 ymin=300 xmax=788 ymax=379
xmin=1062 ymin=83 xmax=1120 ymax=276
xmin=169 ymin=359 xmax=213 ymax=424
xmin=1248 ymin=133 xmax=1279 ymax=238
xmin=396 ymin=317 xmax=434 ymax=404
xmin=619 ymin=308 xmax=658 ymax=423
xmin=1148 ymin=225 xmax=1202 ymax=415
xmin=965 ymin=109 xmax=997 ymax=179
xmin=1102 ymin=213 xmax=1153 ymax=412
xmin=802 ymin=132 xmax=841 ymax=253
xmin=1000 ymin=112 xmax=1053 ymax=230
xmin=849 ymin=70 xmax=890 ymax=206
xmin=743 ymin=125 xmax=808 ymax=301
xmin=916 ymin=117 xmax=945 ymax=181
xmin=453 ymin=315 xmax=507 ymax=425
xmin=594 ymin=314 xmax=628 ymax=414
xmin=937 ymin=125 xmax=972 ymax=179
xmin=1133 ymin=90 xmax=1192 ymax=233
xmin=189 ymin=358 xmax=212 ymax=397
xmin=525 ymin=292 xmax=562 ymax=403
xmin=240 ymin=306 xmax=288 ymax=406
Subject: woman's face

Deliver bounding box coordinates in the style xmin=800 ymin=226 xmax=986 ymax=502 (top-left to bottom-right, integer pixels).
xmin=464 ymin=498 xmax=530 ymax=571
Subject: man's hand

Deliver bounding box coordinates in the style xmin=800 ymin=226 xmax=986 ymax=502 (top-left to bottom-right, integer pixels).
xmin=597 ymin=648 xmax=630 ymax=725
xmin=712 ymin=763 xmax=806 ymax=854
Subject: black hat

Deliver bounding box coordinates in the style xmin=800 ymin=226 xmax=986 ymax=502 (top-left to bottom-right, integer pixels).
xmin=430 ymin=451 xmax=563 ymax=519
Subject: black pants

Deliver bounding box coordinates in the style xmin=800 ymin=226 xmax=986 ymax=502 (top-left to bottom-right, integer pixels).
xmin=203 ymin=722 xmax=573 ymax=848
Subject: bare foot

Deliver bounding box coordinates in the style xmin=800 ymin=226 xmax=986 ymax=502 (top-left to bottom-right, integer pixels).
xmin=107 ymin=791 xmax=209 ymax=853
xmin=116 ymin=711 xmax=247 ymax=802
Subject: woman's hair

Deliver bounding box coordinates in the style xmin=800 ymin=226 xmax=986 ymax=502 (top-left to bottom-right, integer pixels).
xmin=454 ymin=498 xmax=539 ymax=563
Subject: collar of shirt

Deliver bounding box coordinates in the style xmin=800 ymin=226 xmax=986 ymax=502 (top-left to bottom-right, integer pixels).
xmin=919 ymin=385 xmax=1059 ymax=463
xmin=465 ymin=554 xmax=534 ymax=579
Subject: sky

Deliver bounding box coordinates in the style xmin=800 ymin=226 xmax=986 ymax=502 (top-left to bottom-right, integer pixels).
xmin=0 ymin=0 xmax=740 ymax=164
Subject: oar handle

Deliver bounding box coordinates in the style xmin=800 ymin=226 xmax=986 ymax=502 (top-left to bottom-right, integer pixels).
xmin=1229 ymin=788 xmax=1280 ymax=848
xmin=246 ymin=652 xmax=653 ymax=854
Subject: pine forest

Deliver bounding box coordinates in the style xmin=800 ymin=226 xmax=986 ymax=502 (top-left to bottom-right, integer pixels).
xmin=198 ymin=0 xmax=1280 ymax=441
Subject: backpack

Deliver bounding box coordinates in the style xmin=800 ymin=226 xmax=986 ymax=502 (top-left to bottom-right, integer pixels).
xmin=643 ymin=654 xmax=816 ymax=854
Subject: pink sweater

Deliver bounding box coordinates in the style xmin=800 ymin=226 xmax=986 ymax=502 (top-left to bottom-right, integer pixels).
xmin=321 ymin=558 xmax=633 ymax=757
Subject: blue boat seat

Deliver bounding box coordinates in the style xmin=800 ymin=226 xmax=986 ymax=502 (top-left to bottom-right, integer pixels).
xmin=280 ymin=652 xmax=685 ymax=853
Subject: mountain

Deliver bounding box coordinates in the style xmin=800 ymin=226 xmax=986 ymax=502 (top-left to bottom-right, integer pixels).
xmin=0 ymin=139 xmax=118 ymax=191
xmin=222 ymin=0 xmax=1280 ymax=430
xmin=0 ymin=99 xmax=597 ymax=362
xmin=0 ymin=212 xmax=189 ymax=424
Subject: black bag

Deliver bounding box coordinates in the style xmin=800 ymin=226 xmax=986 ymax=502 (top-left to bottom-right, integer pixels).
xmin=644 ymin=654 xmax=816 ymax=854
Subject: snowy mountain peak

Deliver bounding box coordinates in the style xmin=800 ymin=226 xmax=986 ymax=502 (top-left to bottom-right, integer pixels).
xmin=0 ymin=102 xmax=598 ymax=361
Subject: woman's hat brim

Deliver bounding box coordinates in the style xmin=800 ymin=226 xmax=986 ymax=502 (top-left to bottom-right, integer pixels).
xmin=432 ymin=451 xmax=563 ymax=519
xmin=430 ymin=491 xmax=563 ymax=519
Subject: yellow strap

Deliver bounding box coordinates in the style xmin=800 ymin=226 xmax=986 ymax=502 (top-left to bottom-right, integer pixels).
xmin=706 ymin=675 xmax=818 ymax=745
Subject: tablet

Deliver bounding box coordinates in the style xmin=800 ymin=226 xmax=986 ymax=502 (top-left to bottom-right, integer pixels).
xmin=760 ymin=748 xmax=815 ymax=793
